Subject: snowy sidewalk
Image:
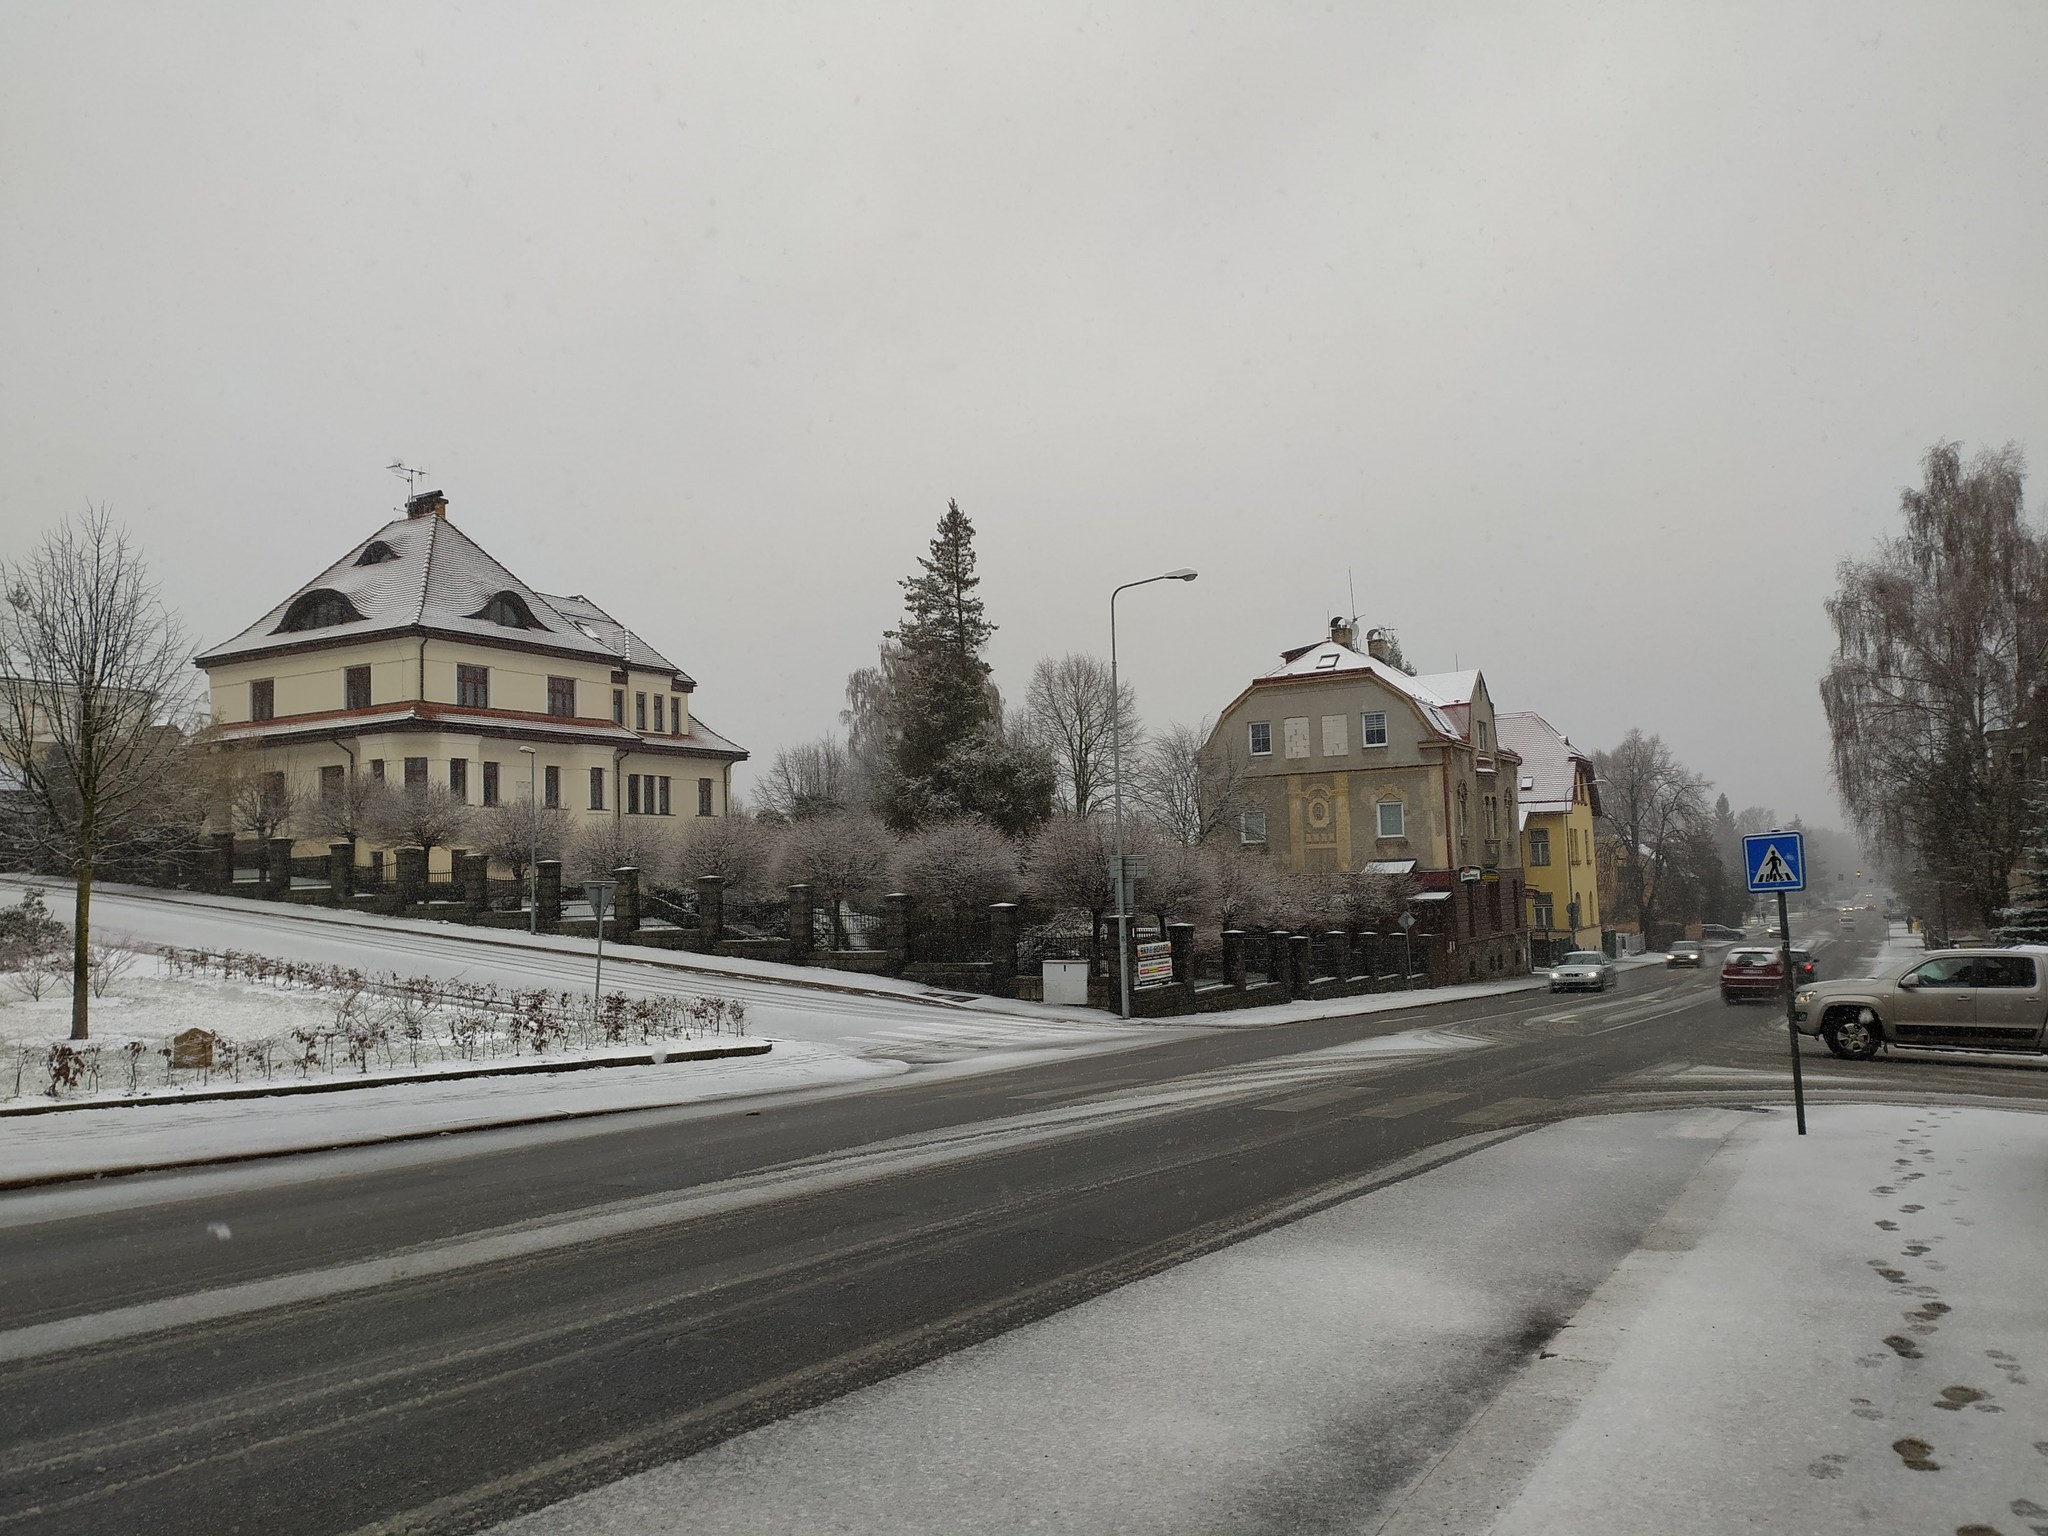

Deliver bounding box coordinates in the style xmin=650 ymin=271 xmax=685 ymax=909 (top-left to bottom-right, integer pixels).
xmin=493 ymin=1104 xmax=2048 ymax=1535
xmin=0 ymin=1041 xmax=907 ymax=1186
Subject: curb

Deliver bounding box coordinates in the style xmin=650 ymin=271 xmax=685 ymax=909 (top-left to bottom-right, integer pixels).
xmin=0 ymin=1040 xmax=770 ymax=1119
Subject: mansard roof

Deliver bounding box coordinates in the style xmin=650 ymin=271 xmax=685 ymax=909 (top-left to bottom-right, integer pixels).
xmin=196 ymin=508 xmax=684 ymax=678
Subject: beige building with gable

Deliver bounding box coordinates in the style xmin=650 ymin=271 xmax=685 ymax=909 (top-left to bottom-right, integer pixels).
xmin=196 ymin=490 xmax=746 ymax=876
xmin=1204 ymin=619 xmax=1529 ymax=977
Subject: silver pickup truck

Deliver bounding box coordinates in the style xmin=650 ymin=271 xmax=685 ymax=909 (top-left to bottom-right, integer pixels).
xmin=1792 ymin=946 xmax=2048 ymax=1059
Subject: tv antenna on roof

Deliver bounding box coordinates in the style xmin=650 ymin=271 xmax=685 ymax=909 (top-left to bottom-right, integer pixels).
xmin=388 ymin=461 xmax=431 ymax=496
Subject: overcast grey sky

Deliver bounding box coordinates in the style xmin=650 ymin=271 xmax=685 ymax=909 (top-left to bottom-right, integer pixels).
xmin=5 ymin=3 xmax=2045 ymax=826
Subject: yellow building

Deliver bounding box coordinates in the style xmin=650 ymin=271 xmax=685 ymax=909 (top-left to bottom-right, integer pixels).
xmin=195 ymin=490 xmax=746 ymax=875
xmin=1495 ymin=711 xmax=1601 ymax=948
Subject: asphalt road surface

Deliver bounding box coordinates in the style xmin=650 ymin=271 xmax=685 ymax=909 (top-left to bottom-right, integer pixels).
xmin=2 ymin=909 xmax=2042 ymax=1535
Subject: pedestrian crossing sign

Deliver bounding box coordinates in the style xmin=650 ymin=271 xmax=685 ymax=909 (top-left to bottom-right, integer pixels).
xmin=1743 ymin=831 xmax=1805 ymax=893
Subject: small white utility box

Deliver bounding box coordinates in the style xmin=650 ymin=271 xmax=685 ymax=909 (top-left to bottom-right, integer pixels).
xmin=1041 ymin=960 xmax=1090 ymax=1006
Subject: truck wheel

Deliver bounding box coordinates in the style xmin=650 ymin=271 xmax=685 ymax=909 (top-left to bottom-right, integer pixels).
xmin=1822 ymin=1012 xmax=1881 ymax=1061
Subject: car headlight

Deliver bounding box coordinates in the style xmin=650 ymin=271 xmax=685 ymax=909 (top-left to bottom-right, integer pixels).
xmin=1795 ymin=990 xmax=1814 ymax=1005
xmin=1548 ymin=970 xmax=1564 ymax=980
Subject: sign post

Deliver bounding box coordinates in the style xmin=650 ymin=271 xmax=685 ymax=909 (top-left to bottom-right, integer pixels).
xmin=584 ymin=879 xmax=618 ymax=1014
xmin=1742 ymin=831 xmax=1808 ymax=1135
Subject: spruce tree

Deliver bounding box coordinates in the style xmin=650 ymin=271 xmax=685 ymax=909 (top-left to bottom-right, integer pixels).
xmin=1995 ymin=786 xmax=2048 ymax=943
xmin=887 ymin=500 xmax=997 ymax=787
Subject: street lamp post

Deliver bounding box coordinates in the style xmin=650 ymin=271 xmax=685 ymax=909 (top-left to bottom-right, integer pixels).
xmin=517 ymin=746 xmax=538 ymax=934
xmin=1110 ymin=567 xmax=1198 ymax=1020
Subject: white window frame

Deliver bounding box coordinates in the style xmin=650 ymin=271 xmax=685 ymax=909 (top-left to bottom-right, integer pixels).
xmin=1240 ymin=808 xmax=1268 ymax=845
xmin=1377 ymin=799 xmax=1405 ymax=839
xmin=1361 ymin=711 xmax=1388 ymax=748
xmin=1248 ymin=721 xmax=1272 ymax=757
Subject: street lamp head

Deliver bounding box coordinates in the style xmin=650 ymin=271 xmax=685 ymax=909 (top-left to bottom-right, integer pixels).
xmin=1165 ymin=568 xmax=1198 ymax=581
xmin=517 ymin=744 xmax=536 ymax=755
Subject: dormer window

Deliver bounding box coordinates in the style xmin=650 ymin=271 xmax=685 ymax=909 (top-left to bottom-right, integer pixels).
xmin=468 ymin=591 xmax=545 ymax=630
xmin=353 ymin=541 xmax=398 ymax=566
xmin=273 ymin=588 xmax=367 ymax=633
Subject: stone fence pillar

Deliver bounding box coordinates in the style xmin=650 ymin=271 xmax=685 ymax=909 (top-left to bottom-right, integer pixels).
xmin=786 ymin=883 xmax=814 ymax=960
xmin=1269 ymin=930 xmax=1295 ymax=997
xmin=463 ymin=853 xmax=489 ymax=914
xmin=1221 ymin=929 xmax=1247 ymax=990
xmin=882 ymin=892 xmax=910 ymax=974
xmin=1168 ymin=921 xmax=1196 ymax=986
xmin=210 ymin=832 xmax=236 ymax=892
xmin=535 ymin=859 xmax=562 ymax=931
xmin=393 ymin=846 xmax=426 ymax=909
xmin=612 ymin=866 xmax=640 ymax=938
xmin=1287 ymin=933 xmax=1313 ymax=997
xmin=329 ymin=841 xmax=355 ymax=904
xmin=266 ymin=838 xmax=295 ymax=900
xmin=1325 ymin=929 xmax=1351 ymax=986
xmin=695 ymin=874 xmax=726 ymax=947
xmin=988 ymin=902 xmax=1019 ymax=996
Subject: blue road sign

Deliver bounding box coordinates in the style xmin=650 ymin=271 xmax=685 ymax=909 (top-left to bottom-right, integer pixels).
xmin=1743 ymin=831 xmax=1806 ymax=893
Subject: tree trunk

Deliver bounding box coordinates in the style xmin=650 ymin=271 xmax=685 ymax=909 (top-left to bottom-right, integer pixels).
xmin=71 ymin=864 xmax=92 ymax=1040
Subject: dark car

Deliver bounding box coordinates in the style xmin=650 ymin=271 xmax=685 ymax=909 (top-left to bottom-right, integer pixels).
xmin=1667 ymin=940 xmax=1705 ymax=968
xmin=1790 ymin=947 xmax=1818 ymax=985
xmin=1699 ymin=923 xmax=1746 ymax=942
xmin=1720 ymin=946 xmax=1784 ymax=1003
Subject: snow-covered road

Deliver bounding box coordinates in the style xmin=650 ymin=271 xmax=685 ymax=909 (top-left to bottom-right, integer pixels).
xmin=494 ymin=1104 xmax=2048 ymax=1535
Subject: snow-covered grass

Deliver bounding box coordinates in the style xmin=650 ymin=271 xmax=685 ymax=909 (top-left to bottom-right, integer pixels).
xmin=0 ymin=944 xmax=752 ymax=1105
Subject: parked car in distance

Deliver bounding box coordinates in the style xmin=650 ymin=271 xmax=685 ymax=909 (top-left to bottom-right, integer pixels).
xmin=1549 ymin=950 xmax=1616 ymax=993
xmin=1790 ymin=947 xmax=1818 ymax=985
xmin=1720 ymin=946 xmax=1785 ymax=1003
xmin=1793 ymin=947 xmax=2048 ymax=1060
xmin=1699 ymin=923 xmax=1746 ymax=942
xmin=1667 ymin=940 xmax=1705 ymax=968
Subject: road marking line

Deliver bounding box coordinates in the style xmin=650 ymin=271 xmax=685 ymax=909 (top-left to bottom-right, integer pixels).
xmin=1351 ymin=1090 xmax=1467 ymax=1119
xmin=1454 ymin=1096 xmax=1556 ymax=1124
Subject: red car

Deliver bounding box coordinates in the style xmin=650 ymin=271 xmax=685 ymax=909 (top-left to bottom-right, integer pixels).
xmin=1721 ymin=946 xmax=1785 ymax=1003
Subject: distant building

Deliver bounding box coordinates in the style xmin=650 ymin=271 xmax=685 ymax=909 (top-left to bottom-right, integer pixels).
xmin=194 ymin=490 xmax=746 ymax=876
xmin=1203 ymin=619 xmax=1529 ymax=978
xmin=1495 ymin=711 xmax=1603 ymax=949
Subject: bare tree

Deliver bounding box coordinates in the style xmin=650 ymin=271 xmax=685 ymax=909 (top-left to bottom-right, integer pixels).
xmin=777 ymin=811 xmax=895 ymax=948
xmin=219 ymin=757 xmax=302 ymax=848
xmin=1821 ymin=442 xmax=2046 ymax=927
xmin=1135 ymin=719 xmax=1257 ymax=845
xmin=1594 ymin=729 xmax=1711 ymax=935
xmin=303 ymin=765 xmax=385 ymax=848
xmin=891 ymin=820 xmax=1019 ymax=949
xmin=1022 ymin=813 xmax=1114 ymax=957
xmin=669 ymin=812 xmax=776 ymax=899
xmin=367 ymin=782 xmax=475 ymax=859
xmin=1203 ymin=843 xmax=1283 ymax=933
xmin=1125 ymin=822 xmax=1210 ymax=933
xmin=0 ymin=511 xmax=194 ymax=1038
xmin=753 ymin=736 xmax=854 ymax=822
xmin=470 ymin=799 xmax=570 ymax=885
xmin=1023 ymin=653 xmax=1138 ymax=817
xmin=563 ymin=816 xmax=653 ymax=883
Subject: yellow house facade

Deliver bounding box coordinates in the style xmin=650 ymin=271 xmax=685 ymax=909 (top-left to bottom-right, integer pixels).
xmin=195 ymin=490 xmax=746 ymax=876
xmin=1495 ymin=711 xmax=1602 ymax=948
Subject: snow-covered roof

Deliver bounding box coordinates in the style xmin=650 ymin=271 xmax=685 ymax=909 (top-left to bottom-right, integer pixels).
xmin=537 ymin=592 xmax=694 ymax=685
xmin=196 ymin=508 xmax=693 ymax=684
xmin=1255 ymin=641 xmax=1463 ymax=740
xmin=1496 ymin=711 xmax=1593 ymax=820
xmin=1410 ymin=670 xmax=1480 ymax=707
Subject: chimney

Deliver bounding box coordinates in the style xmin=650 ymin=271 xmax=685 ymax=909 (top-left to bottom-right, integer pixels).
xmin=1330 ymin=615 xmax=1355 ymax=649
xmin=1365 ymin=627 xmax=1394 ymax=664
xmin=405 ymin=489 xmax=449 ymax=520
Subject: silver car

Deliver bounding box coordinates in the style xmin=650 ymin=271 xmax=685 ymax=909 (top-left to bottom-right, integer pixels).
xmin=1549 ymin=950 xmax=1616 ymax=993
xmin=1793 ymin=946 xmax=2048 ymax=1059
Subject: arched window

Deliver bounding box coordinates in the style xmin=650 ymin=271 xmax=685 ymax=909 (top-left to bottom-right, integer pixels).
xmin=353 ymin=541 xmax=398 ymax=566
xmin=273 ymin=588 xmax=367 ymax=633
xmin=467 ymin=591 xmax=545 ymax=630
